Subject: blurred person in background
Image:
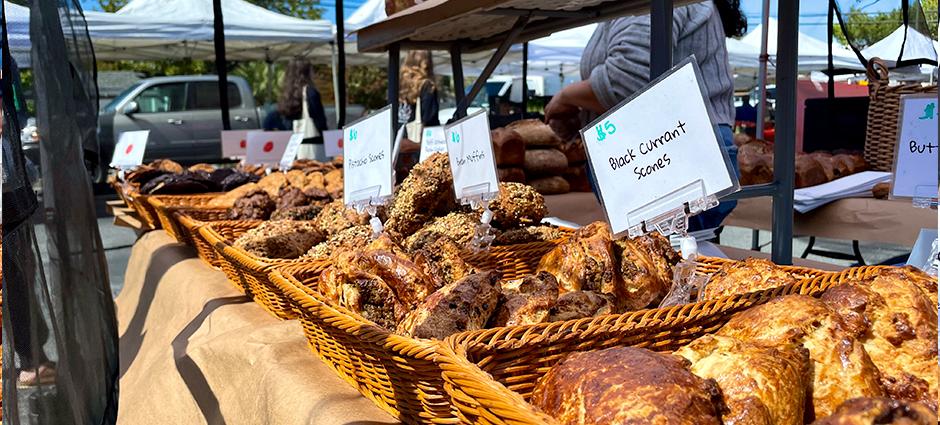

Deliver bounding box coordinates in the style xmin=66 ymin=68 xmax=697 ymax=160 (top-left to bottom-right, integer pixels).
xmin=543 ymin=0 xmax=747 ymax=233
xmin=278 ymin=59 xmax=328 ymax=160
xmin=399 ymin=50 xmax=440 ymax=131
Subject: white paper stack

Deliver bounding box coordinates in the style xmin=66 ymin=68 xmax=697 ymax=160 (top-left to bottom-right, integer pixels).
xmin=793 ymin=171 xmax=892 ymax=213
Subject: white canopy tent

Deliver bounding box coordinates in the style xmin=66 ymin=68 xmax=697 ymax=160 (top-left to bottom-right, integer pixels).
xmin=4 ymin=0 xmax=334 ymax=63
xmin=5 ymin=1 xmax=31 ymax=67
xmin=861 ymin=24 xmax=938 ymax=66
xmin=738 ymin=17 xmax=864 ymax=72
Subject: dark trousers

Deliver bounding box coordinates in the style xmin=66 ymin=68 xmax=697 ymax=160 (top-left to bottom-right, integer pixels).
xmin=4 ymin=225 xmax=51 ymax=369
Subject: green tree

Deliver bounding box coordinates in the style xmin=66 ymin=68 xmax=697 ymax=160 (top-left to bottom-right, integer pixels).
xmin=834 ymin=1 xmax=938 ymax=49
xmin=346 ymin=66 xmax=388 ymax=110
xmin=246 ymin=0 xmax=323 ymax=20
xmin=99 ymin=0 xmax=128 ymax=12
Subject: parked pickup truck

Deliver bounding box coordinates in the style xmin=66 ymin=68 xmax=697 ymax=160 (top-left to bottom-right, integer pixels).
xmin=96 ymin=75 xmax=261 ymax=182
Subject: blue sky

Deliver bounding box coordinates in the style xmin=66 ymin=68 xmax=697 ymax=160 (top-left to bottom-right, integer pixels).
xmin=78 ymin=0 xmax=904 ymax=41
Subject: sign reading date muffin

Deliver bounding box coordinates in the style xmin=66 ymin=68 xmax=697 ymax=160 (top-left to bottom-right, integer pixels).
xmin=444 ymin=110 xmax=500 ymax=202
xmin=580 ymin=57 xmax=739 ymax=238
xmin=343 ymin=105 xmax=394 ymax=206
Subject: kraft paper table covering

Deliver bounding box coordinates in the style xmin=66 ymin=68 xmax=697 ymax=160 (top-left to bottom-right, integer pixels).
xmin=115 ymin=231 xmax=398 ymax=425
xmin=545 ymin=192 xmax=934 ymax=248
xmin=725 ymin=197 xmax=935 ymax=247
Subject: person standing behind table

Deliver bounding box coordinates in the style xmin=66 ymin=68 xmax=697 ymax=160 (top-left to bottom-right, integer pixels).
xmin=396 ymin=50 xmax=441 ymax=180
xmin=544 ymin=0 xmax=747 ymax=233
xmin=278 ymin=59 xmax=329 ymax=160
xmin=399 ymin=50 xmax=441 ymax=130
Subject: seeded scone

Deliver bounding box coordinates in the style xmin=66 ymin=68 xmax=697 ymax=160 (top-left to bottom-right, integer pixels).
xmin=486 ymin=182 xmax=548 ymax=228
xmin=314 ymin=199 xmax=370 ymax=236
xmin=493 ymin=225 xmax=565 ymax=245
xmin=304 ymin=225 xmax=373 ymax=259
xmin=384 ymin=153 xmax=455 ymax=239
xmin=271 ymin=204 xmax=324 ymax=221
xmin=227 ymin=188 xmax=275 ymax=220
xmin=233 ymin=220 xmax=324 ymax=259
xmin=403 ymin=212 xmax=479 ymax=252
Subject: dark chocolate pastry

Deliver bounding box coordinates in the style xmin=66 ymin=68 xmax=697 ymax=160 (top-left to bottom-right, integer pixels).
xmin=220 ymin=171 xmax=261 ymax=191
xmin=271 ymin=204 xmax=324 ymax=221
xmin=227 ymin=188 xmax=275 ymax=220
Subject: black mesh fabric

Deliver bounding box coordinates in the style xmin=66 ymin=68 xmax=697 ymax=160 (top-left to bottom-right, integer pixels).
xmin=833 ymin=0 xmax=939 ymax=68
xmin=2 ymin=0 xmax=119 ymax=423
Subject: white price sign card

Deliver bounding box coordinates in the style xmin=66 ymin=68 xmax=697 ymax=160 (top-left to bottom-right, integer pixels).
xmin=890 ymin=94 xmax=939 ymax=199
xmin=343 ymin=106 xmax=394 ymax=205
xmin=110 ymin=130 xmax=150 ymax=168
xmin=419 ymin=126 xmax=447 ymax=162
xmin=221 ymin=129 xmax=251 ymax=158
xmin=279 ymin=133 xmax=306 ymax=170
xmin=580 ymin=58 xmax=738 ymax=237
xmin=445 ymin=110 xmax=499 ymax=200
xmin=323 ymin=129 xmax=344 ymax=157
xmin=245 ymin=131 xmax=292 ymax=166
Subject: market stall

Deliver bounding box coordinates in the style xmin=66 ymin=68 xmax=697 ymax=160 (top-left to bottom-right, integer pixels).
xmin=9 ymin=0 xmax=938 ymax=422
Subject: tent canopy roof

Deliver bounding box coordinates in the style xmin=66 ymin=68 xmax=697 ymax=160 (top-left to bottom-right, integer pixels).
xmin=861 ymin=24 xmax=938 ymax=66
xmin=6 ymin=0 xmax=334 ymax=62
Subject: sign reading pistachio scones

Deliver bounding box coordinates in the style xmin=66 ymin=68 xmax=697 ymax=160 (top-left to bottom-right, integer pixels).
xmin=444 ymin=110 xmax=499 ymax=201
xmin=343 ymin=106 xmax=394 ymax=205
xmin=580 ymin=57 xmax=738 ymax=237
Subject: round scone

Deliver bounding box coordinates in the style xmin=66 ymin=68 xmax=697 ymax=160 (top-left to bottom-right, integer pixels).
xmin=487 ymin=182 xmax=547 ymax=228
xmin=403 ymin=212 xmax=479 ymax=252
xmin=314 ymin=199 xmax=370 ymax=236
xmin=232 ymin=220 xmax=324 ymax=259
xmin=531 ymin=346 xmax=724 ymax=425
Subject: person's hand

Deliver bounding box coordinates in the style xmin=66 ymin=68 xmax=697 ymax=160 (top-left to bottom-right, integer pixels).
xmin=545 ymin=90 xmax=581 ymax=141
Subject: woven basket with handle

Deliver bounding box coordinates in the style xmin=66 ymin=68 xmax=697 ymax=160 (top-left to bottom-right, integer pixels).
xmin=147 ymin=194 xmax=225 ymax=244
xmin=437 ymin=265 xmax=896 ymax=425
xmin=864 ymin=58 xmax=938 ymax=171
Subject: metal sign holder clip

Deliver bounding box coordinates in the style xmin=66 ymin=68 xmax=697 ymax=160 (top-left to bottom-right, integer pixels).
xmin=460 ymin=182 xmax=499 ymax=251
xmin=347 ymin=185 xmax=389 ymax=238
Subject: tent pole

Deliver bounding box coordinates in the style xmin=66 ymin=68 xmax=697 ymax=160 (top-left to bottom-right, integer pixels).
xmin=388 ymin=43 xmax=400 ymax=130
xmin=827 ymin=0 xmax=835 ymax=99
xmin=650 ymin=0 xmax=673 ymax=79
xmin=771 ymin=0 xmax=798 ymax=265
xmin=521 ymin=41 xmax=528 ymax=118
xmin=450 ymin=44 xmax=465 ymax=106
xmin=331 ymin=42 xmax=341 ymax=125
xmin=335 ymin=0 xmax=347 ymax=128
xmin=755 ymin=0 xmax=770 ymax=138
xmin=213 ymin=0 xmax=231 ymax=130
xmin=267 ymin=59 xmax=275 ymax=106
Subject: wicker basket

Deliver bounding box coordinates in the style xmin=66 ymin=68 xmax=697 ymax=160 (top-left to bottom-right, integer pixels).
xmin=272 ymin=236 xmax=830 ymax=424
xmin=199 ymin=221 xmax=330 ymax=319
xmin=437 ymin=265 xmax=895 ymax=425
xmin=864 ymin=58 xmax=938 ymax=171
xmin=148 ymin=194 xmax=225 ymax=244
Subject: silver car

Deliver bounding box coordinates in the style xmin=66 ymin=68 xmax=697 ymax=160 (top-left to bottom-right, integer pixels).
xmin=96 ymin=75 xmax=260 ymax=181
